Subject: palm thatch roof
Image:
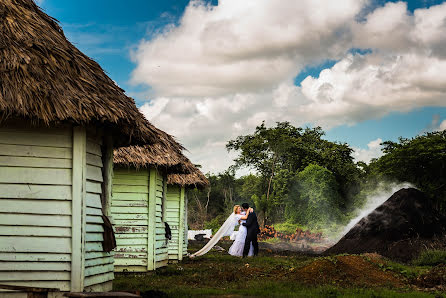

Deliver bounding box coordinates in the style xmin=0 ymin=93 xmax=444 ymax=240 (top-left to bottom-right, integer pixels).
xmin=167 ymin=165 xmax=209 ymax=188
xmin=0 ymin=0 xmax=170 ymax=147
xmin=113 ymin=144 xmax=209 ymax=188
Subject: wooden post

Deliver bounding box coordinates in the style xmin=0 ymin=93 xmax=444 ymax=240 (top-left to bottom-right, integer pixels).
xmin=71 ymin=126 xmax=87 ymax=291
xmin=102 ymin=135 xmax=113 ymax=218
xmin=178 ymin=187 xmax=185 ymax=261
xmin=147 ymin=168 xmax=157 ymax=270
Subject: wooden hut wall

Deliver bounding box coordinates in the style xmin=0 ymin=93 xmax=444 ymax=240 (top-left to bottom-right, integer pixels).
xmin=166 ymin=185 xmax=186 ymax=261
xmin=111 ymin=167 xmax=169 ymax=271
xmin=0 ymin=126 xmax=74 ymax=291
xmin=84 ymin=130 xmax=114 ymax=291
xmin=0 ymin=125 xmax=114 ymax=294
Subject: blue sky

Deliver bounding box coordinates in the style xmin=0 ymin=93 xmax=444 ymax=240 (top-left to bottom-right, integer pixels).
xmin=38 ymin=0 xmax=446 ymax=173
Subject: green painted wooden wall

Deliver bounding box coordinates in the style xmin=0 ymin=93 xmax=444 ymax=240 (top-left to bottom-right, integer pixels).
xmin=111 ymin=167 xmax=169 ymax=272
xmin=165 ymin=185 xmax=187 ymax=261
xmin=0 ymin=124 xmax=114 ymax=296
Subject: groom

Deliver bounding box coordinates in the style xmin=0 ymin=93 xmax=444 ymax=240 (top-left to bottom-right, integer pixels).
xmin=241 ymin=203 xmax=260 ymax=257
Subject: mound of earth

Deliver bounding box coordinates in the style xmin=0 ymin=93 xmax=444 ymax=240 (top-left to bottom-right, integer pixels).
xmin=295 ymin=255 xmax=404 ymax=288
xmin=326 ymin=188 xmax=446 ymax=261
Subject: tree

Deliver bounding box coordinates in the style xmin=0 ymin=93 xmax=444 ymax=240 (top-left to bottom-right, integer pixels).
xmin=285 ymin=164 xmax=344 ymax=229
xmin=369 ymin=130 xmax=446 ymax=211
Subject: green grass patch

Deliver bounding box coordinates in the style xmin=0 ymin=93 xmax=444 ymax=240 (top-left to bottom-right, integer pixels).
xmin=413 ymin=249 xmax=446 ymax=266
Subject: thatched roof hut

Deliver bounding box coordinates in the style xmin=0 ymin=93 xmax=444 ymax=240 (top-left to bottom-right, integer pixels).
xmin=0 ymin=0 xmax=179 ymax=148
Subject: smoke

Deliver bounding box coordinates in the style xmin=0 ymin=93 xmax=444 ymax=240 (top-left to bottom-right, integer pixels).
xmin=331 ymin=182 xmax=414 ymax=243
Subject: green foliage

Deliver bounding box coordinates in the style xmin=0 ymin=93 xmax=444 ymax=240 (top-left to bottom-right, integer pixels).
xmin=272 ymin=222 xmax=298 ymax=234
xmin=285 ymin=164 xmax=345 ymax=229
xmin=203 ymin=214 xmax=227 ymax=234
xmin=413 ymin=250 xmax=446 ymax=266
xmin=369 ymin=131 xmax=446 ymax=210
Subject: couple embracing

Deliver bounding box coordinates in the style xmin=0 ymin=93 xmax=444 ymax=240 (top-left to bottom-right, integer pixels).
xmin=190 ymin=203 xmax=260 ymax=258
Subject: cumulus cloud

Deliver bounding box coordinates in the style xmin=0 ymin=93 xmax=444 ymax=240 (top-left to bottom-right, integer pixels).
xmin=352 ymin=138 xmax=383 ymax=164
xmin=133 ymin=0 xmax=446 ymax=173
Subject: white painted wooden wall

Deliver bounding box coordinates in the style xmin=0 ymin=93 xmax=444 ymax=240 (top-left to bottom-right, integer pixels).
xmin=154 ymin=173 xmax=168 ymax=269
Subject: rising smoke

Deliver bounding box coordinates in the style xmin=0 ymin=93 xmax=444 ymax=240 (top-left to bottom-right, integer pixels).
xmin=331 ymin=182 xmax=414 ymax=243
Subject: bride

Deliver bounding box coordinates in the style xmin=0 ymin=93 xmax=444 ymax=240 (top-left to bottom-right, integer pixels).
xmin=190 ymin=205 xmax=254 ymax=257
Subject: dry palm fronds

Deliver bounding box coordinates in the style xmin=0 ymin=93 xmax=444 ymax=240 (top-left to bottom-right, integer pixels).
xmin=0 ymin=0 xmax=169 ymax=146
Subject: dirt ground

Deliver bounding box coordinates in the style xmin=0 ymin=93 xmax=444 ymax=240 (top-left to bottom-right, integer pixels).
xmin=114 ymin=240 xmax=446 ymax=297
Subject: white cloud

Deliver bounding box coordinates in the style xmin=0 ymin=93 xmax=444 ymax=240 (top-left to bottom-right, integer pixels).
xmin=133 ymin=1 xmax=446 ymax=173
xmin=352 ymin=138 xmax=383 ymax=164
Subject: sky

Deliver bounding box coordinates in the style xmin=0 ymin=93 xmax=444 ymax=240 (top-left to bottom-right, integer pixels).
xmin=37 ymin=0 xmax=446 ymax=175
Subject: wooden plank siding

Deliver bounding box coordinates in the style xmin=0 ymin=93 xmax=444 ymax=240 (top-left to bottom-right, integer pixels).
xmin=112 ymin=168 xmax=150 ymax=272
xmin=166 ymin=185 xmax=182 ymax=260
xmin=0 ymin=127 xmax=73 ymax=292
xmin=111 ymin=167 xmax=170 ymax=271
xmin=83 ymin=132 xmax=114 ymax=290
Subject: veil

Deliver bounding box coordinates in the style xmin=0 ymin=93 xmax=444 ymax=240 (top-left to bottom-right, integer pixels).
xmin=190 ymin=212 xmax=238 ymax=257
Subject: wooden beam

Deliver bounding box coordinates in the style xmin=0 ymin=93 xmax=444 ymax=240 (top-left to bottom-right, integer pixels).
xmin=147 ymin=168 xmax=157 ymax=270
xmin=102 ymin=135 xmax=113 ymax=218
xmin=178 ymin=187 xmax=185 ymax=261
xmin=71 ymin=126 xmax=87 ymax=291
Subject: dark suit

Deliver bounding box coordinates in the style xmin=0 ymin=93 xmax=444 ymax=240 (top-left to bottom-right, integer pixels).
xmin=242 ymin=210 xmax=260 ymax=257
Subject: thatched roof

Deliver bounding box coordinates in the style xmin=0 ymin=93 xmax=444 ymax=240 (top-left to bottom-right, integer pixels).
xmin=114 ymin=143 xmax=193 ymax=173
xmin=167 ymin=165 xmax=209 ymax=188
xmin=113 ymin=143 xmax=209 ymax=188
xmin=0 ymin=0 xmax=169 ymax=147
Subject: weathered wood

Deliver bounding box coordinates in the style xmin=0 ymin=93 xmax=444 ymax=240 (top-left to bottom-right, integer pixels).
xmin=84 ymin=257 xmax=114 ymax=268
xmin=86 ymin=215 xmax=103 ymax=224
xmin=84 ymin=264 xmax=114 ymax=277
xmin=86 ymin=165 xmax=103 ymax=183
xmin=114 ymin=258 xmax=147 ymax=266
xmin=115 ymin=233 xmax=147 ymax=239
xmin=85 ymin=225 xmax=104 ymax=233
xmin=86 ymin=181 xmax=102 ymax=194
xmin=116 ymin=238 xmax=147 ymax=246
xmin=85 ymin=242 xmax=103 ymax=252
xmin=0 ymin=226 xmax=71 ymax=237
xmin=114 ymin=245 xmax=147 ymax=253
xmin=86 ymin=207 xmax=102 ymax=216
xmin=113 ymin=178 xmax=149 ymax=186
xmin=71 ymin=126 xmax=86 ymax=292
xmin=112 ymin=185 xmax=148 ymax=193
xmin=113 ymin=219 xmax=147 ymax=226
xmin=110 ymin=206 xmax=148 ymax=214
xmin=0 ymin=144 xmax=72 ymax=159
xmin=0 ymin=280 xmax=69 ymax=291
xmin=0 ymin=156 xmax=71 ymax=169
xmin=0 ymin=271 xmax=70 ymax=281
xmin=85 ymin=233 xmax=104 ymax=242
xmin=0 ymin=213 xmax=71 ymax=227
xmin=83 ymin=273 xmax=114 ymax=287
xmin=102 ymin=135 xmax=113 ymax=217
xmin=0 ymin=184 xmax=71 ymax=200
xmin=147 ymin=168 xmax=157 ymax=271
xmin=111 ymin=200 xmax=147 ymax=207
xmin=86 ymin=141 xmax=101 ymax=157
xmin=178 ymin=187 xmax=185 ymax=261
xmin=114 ymin=266 xmax=147 ymax=272
xmin=0 ymin=131 xmax=72 ymax=147
xmin=0 ymin=252 xmax=71 ymax=262
xmin=0 ymin=199 xmax=71 ymax=215
xmin=113 ymin=226 xmax=147 ymax=233
xmin=0 ymin=261 xmax=71 ymax=271
xmin=0 ymin=167 xmax=71 ymax=185
xmin=86 ymin=153 xmax=103 ymax=167
xmin=85 ymin=252 xmax=113 ymax=260
xmin=112 ymin=213 xmax=148 ymax=220
xmin=86 ymin=193 xmax=102 ymax=209
xmin=112 ymin=193 xmax=148 ymax=201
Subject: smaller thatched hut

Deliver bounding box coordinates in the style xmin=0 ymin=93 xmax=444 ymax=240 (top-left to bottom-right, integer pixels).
xmin=111 ymin=145 xmax=207 ymax=271
xmin=166 ymin=167 xmax=209 ymax=261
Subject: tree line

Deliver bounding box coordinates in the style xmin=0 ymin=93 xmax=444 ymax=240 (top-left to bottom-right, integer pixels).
xmin=187 ymin=122 xmax=446 ymax=232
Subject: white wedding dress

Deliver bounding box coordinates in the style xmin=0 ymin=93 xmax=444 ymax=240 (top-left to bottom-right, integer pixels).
xmin=228 ymin=212 xmax=254 ymax=257
xmin=190 ymin=211 xmax=253 ymax=257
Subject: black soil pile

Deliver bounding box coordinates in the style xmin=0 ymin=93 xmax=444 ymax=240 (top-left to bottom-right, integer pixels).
xmin=326 ymin=188 xmax=446 ymax=261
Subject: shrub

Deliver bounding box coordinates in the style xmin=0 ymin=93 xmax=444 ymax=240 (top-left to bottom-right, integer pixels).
xmin=204 ymin=214 xmax=227 ymax=234
xmin=413 ymin=250 xmax=446 ymax=266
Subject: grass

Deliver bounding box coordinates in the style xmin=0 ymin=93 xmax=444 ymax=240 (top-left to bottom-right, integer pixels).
xmin=113 ymin=245 xmax=445 ymax=297
xmin=413 ymin=249 xmax=446 ymax=266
